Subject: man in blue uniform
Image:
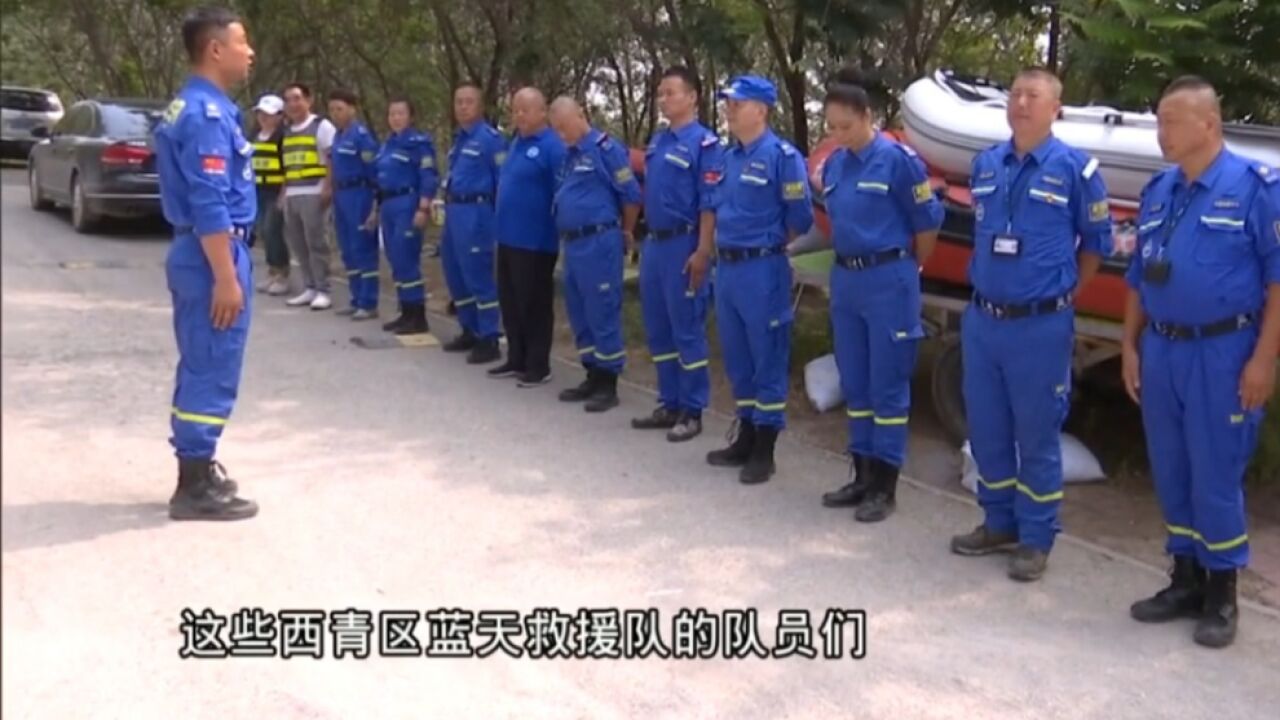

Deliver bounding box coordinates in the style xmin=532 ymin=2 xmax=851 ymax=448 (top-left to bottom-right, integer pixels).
xmin=549 ymin=96 xmax=642 ymax=413
xmin=491 ymin=87 xmax=566 ymax=387
xmin=1123 ymin=76 xmax=1279 ymax=649
xmin=631 ymin=66 xmax=721 ymax=442
xmin=441 ymin=83 xmax=506 ymax=364
xmin=326 ymin=88 xmax=380 ymax=320
xmin=152 ymin=6 xmax=259 ymax=521
xmin=705 ymin=75 xmax=814 ymax=485
xmin=949 ymin=67 xmax=1111 ymax=580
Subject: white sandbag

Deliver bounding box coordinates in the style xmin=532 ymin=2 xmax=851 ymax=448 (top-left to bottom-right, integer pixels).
xmin=959 ymin=434 xmax=1106 ymax=494
xmin=804 ymin=353 xmax=843 ymax=413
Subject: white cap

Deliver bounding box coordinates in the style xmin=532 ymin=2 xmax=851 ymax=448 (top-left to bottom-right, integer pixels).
xmin=254 ymin=94 xmax=284 ymax=115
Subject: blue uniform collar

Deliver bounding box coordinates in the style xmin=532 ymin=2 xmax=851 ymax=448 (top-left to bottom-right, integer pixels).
xmin=1001 ymin=134 xmax=1057 ymax=166
xmin=663 ymin=118 xmax=700 ymax=140
xmin=575 ymin=127 xmax=603 ymax=152
xmin=518 ymin=125 xmax=551 ymax=141
xmin=1173 ymin=146 xmax=1230 ymax=191
xmin=851 ymin=133 xmax=885 ymax=163
xmin=735 ymin=129 xmax=774 ymax=154
xmin=184 ymin=74 xmax=228 ymax=101
xmin=456 ymin=120 xmax=485 ymax=139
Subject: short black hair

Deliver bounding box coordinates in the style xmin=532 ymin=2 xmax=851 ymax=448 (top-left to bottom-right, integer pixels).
xmin=660 ymin=66 xmax=702 ymax=97
xmin=1161 ymin=75 xmax=1216 ymax=99
xmin=328 ymin=88 xmax=359 ymax=107
xmin=181 ymin=6 xmax=240 ymax=63
xmin=388 ymin=96 xmax=416 ymax=119
xmin=282 ymin=83 xmax=311 ymax=99
xmin=824 ymin=66 xmax=872 ymax=115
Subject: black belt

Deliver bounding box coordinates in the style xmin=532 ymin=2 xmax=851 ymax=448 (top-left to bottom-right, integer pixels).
xmin=174 ymin=224 xmax=250 ymax=239
xmin=336 ymin=178 xmax=371 ymax=190
xmin=973 ymin=291 xmax=1074 ymax=320
xmin=836 ymin=248 xmax=910 ymax=271
xmin=717 ymin=245 xmax=785 ymax=263
xmin=447 ymin=193 xmax=493 ymax=205
xmin=560 ymin=221 xmax=619 ymax=242
xmin=648 ymin=224 xmax=695 ymax=241
xmin=1150 ymin=313 xmax=1257 ymax=341
xmin=377 ymin=187 xmax=414 ymax=201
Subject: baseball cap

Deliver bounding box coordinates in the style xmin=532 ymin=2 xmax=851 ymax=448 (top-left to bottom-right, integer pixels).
xmin=717 ymin=75 xmax=778 ymax=106
xmin=253 ymin=94 xmax=284 ymax=115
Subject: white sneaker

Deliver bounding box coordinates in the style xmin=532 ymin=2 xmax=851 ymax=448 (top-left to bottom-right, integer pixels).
xmin=309 ymin=292 xmax=332 ymax=311
xmin=266 ymin=279 xmax=290 ymax=296
xmin=286 ymin=289 xmax=318 ymax=307
xmin=255 ymin=277 xmax=273 ymax=293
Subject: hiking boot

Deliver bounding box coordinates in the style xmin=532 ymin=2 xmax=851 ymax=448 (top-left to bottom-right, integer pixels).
xmin=393 ymin=303 xmax=428 ymax=335
xmin=950 ymin=524 xmax=1019 ymax=556
xmin=667 ymin=413 xmax=703 ymax=442
xmin=739 ymin=425 xmax=778 ymax=485
xmin=1194 ymin=569 xmax=1239 ymax=648
xmin=632 ymin=406 xmax=680 ymax=430
xmin=443 ymin=330 xmax=478 ymax=353
xmin=1008 ymin=546 xmax=1049 ymax=582
xmin=466 ymin=338 xmax=502 ymax=365
xmin=854 ymin=459 xmax=898 ymax=523
xmin=1131 ymin=555 xmax=1206 ymax=623
xmin=559 ymin=369 xmax=599 ymax=402
xmin=822 ymin=453 xmax=871 ymax=508
xmin=584 ymin=372 xmax=620 ymax=413
xmin=168 ymin=459 xmax=258 ymax=522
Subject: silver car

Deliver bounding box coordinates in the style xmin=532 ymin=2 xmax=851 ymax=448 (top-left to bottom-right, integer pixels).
xmin=1 ymin=86 xmax=64 ymax=159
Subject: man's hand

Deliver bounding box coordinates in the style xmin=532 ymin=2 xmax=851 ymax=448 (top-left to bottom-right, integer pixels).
xmin=1239 ymin=353 xmax=1277 ymax=411
xmin=413 ymin=209 xmax=429 ymax=230
xmin=210 ymin=276 xmax=244 ymax=330
xmin=320 ymin=184 xmax=333 ymax=209
xmin=684 ymin=248 xmax=711 ymax=291
xmin=363 ymin=207 xmax=379 ymax=232
xmin=623 ymin=230 xmax=635 ymax=256
xmin=1121 ymin=342 xmax=1142 ymax=405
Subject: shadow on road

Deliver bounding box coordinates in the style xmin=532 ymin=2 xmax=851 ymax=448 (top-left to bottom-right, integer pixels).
xmin=1 ymin=501 xmax=169 ymax=552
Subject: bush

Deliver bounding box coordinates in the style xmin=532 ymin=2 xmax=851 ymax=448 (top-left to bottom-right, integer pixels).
xmin=1248 ymin=394 xmax=1280 ymax=486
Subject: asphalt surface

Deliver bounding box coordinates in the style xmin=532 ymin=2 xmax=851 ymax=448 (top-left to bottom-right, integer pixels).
xmin=3 ymin=168 xmax=1278 ymax=719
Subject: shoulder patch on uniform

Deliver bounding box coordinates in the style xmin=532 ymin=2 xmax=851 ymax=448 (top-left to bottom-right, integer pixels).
xmin=613 ymin=166 xmax=633 ymax=183
xmin=596 ymin=133 xmax=612 ymax=147
xmin=360 ymin=150 xmax=374 ymax=162
xmin=780 ymin=143 xmax=796 ymax=157
xmin=1082 ymin=157 xmax=1099 ymax=179
xmin=494 ymin=151 xmax=507 ymax=166
xmin=1089 ymin=200 xmax=1109 ymax=222
xmin=783 ymin=181 xmax=805 ymax=200
xmin=913 ymin=181 xmax=933 ymax=204
xmin=701 ymin=133 xmax=718 ymax=148
xmin=163 ymin=98 xmax=186 ymax=124
xmin=204 ymin=101 xmax=221 ymax=119
xmin=893 ymin=142 xmax=918 ymax=158
xmin=1252 ymin=163 xmax=1277 ymax=184
xmin=420 ymin=155 xmax=434 ymax=169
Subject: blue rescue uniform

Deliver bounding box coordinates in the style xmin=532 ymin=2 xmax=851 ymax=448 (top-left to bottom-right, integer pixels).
xmin=374 ymin=129 xmax=439 ymax=304
xmin=152 ymin=75 xmax=257 ymax=460
xmin=641 ymin=120 xmax=722 ymax=415
xmin=822 ymin=135 xmax=943 ymax=467
xmin=331 ymin=121 xmax=380 ymax=310
xmin=553 ymin=128 xmax=642 ymax=374
xmin=963 ymin=135 xmax=1111 ymax=551
xmin=711 ymin=129 xmax=814 ymax=429
xmin=1128 ymin=150 xmax=1280 ymax=570
xmin=443 ymin=120 xmax=506 ymax=339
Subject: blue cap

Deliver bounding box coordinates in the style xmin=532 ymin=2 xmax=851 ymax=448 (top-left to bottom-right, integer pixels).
xmin=717 ymin=75 xmax=777 ymax=106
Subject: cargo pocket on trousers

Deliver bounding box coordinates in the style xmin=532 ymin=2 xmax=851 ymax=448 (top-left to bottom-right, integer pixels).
xmin=1052 ymin=381 xmax=1072 ymax=428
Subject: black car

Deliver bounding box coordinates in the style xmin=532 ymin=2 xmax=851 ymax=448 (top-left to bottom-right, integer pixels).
xmin=27 ymin=98 xmax=167 ymax=232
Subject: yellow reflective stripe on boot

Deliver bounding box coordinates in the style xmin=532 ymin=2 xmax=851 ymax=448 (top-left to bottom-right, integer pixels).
xmin=594 ymin=349 xmax=626 ymax=361
xmin=978 ymin=476 xmax=1017 ymax=492
xmin=1166 ymin=524 xmax=1248 ymax=552
xmin=652 ymin=352 xmax=679 ymax=363
xmin=874 ymin=415 xmax=908 ymax=426
xmin=847 ymin=408 xmax=873 ymax=419
xmin=680 ymin=359 xmax=709 ymax=370
xmin=172 ymin=407 xmax=227 ymax=426
xmin=1016 ymin=482 xmax=1064 ymax=503
xmin=755 ymin=401 xmax=786 ymax=412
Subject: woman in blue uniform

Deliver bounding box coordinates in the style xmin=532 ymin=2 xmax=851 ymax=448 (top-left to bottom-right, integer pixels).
xmin=817 ymin=74 xmax=944 ymax=522
xmin=370 ymin=97 xmax=439 ymax=335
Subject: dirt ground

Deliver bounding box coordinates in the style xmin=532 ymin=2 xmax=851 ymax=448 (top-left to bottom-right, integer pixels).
xmin=409 ymin=240 xmax=1280 ymax=608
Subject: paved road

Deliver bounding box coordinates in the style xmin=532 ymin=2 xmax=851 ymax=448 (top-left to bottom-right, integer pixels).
xmin=2 ymin=169 xmax=1278 ymax=719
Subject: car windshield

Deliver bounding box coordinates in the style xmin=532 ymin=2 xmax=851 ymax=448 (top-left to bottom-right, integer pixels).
xmin=1 ymin=90 xmax=58 ymax=113
xmin=101 ymin=105 xmax=163 ymax=139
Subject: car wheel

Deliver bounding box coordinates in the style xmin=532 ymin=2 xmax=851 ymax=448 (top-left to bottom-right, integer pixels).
xmin=28 ymin=164 xmax=53 ymax=211
xmin=70 ymin=174 xmax=100 ymax=233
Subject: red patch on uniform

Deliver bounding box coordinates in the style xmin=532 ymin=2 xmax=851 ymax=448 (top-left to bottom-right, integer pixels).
xmin=202 ymin=156 xmax=227 ymax=175
xmin=703 ymin=170 xmax=722 ymax=184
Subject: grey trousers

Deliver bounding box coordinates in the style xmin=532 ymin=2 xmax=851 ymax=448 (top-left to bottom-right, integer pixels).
xmin=283 ymin=193 xmax=331 ymax=293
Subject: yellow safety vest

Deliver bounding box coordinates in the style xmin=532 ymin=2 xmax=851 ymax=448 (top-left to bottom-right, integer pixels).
xmin=251 ymin=134 xmax=284 ymax=186
xmin=281 ymin=116 xmax=328 ymax=187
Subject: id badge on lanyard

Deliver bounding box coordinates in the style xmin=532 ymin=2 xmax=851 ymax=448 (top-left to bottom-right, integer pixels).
xmin=993 ymin=163 xmax=1022 ymax=257
xmin=1143 ymin=188 xmax=1195 ymax=286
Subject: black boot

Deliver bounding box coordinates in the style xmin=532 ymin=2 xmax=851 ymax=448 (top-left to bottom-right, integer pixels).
xmin=1130 ymin=555 xmax=1206 ymax=623
xmin=822 ymin=453 xmax=871 ymax=508
xmin=169 ymin=459 xmax=258 ymax=522
xmin=632 ymin=406 xmax=681 ymax=430
xmin=393 ymin=302 xmax=429 ymax=335
xmin=855 ymin=459 xmax=898 ymax=523
xmin=382 ymin=304 xmax=406 ymax=332
xmin=559 ymin=369 xmax=598 ymax=402
xmin=443 ymin=330 xmax=478 ymax=353
xmin=466 ymin=337 xmax=502 ymax=365
xmin=584 ymin=371 xmax=620 ymax=413
xmin=739 ymin=425 xmax=778 ymax=485
xmin=1194 ymin=569 xmax=1239 ymax=648
xmin=706 ymin=419 xmax=755 ymax=467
